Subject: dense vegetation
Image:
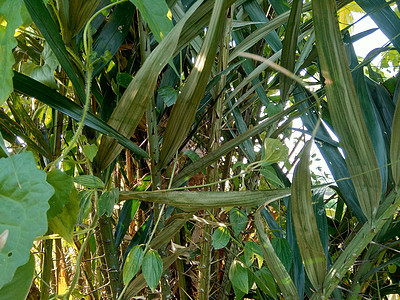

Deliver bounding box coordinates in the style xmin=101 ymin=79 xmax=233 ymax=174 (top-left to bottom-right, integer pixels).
xmin=1 ymin=0 xmax=400 ymax=299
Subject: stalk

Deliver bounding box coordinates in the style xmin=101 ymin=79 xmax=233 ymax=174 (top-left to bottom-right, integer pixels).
xmin=98 ymin=215 xmax=122 ymax=298
xmin=40 ymin=236 xmax=53 ymax=300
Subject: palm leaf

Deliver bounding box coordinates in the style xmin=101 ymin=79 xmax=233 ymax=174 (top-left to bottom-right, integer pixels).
xmin=313 ymin=0 xmax=381 ymax=222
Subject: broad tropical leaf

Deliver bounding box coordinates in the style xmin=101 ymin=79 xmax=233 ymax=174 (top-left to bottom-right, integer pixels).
xmin=0 ymin=152 xmax=54 ymax=288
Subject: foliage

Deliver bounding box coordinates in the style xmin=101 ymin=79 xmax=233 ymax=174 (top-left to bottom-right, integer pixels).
xmin=0 ymin=0 xmax=400 ymax=299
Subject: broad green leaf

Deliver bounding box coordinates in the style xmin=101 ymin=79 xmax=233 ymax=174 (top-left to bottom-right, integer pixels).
xmin=291 ymin=141 xmax=326 ymax=291
xmin=280 ymin=0 xmax=303 ymax=101
xmin=98 ymin=188 xmax=118 ymax=217
xmin=254 ymin=267 xmax=277 ymax=298
xmin=293 ymin=85 xmax=366 ymax=223
xmin=77 ymin=190 xmax=94 ymax=224
xmin=391 ymin=97 xmax=400 ymax=189
xmin=158 ymin=0 xmax=227 ymax=168
xmin=46 ymin=169 xmax=74 ymax=220
xmin=115 ymin=199 xmax=140 ymax=248
xmin=0 ymin=253 xmax=34 ymax=300
xmin=83 ymin=144 xmax=98 ymax=162
xmin=271 ymin=238 xmax=293 ymax=272
xmin=212 ymin=227 xmax=230 ymax=250
xmin=123 ymin=248 xmax=187 ymax=298
xmin=96 ymin=1 xmax=203 ymax=170
xmin=228 ymin=260 xmax=249 ymax=294
xmin=313 ymin=0 xmax=381 ymax=222
xmin=123 ymin=245 xmax=144 ymax=285
xmin=116 ymin=73 xmax=133 ymax=89
xmin=129 ymin=0 xmax=173 ymax=42
xmin=344 ymin=32 xmax=387 ymax=196
xmin=0 ymin=152 xmax=54 ymax=288
xmin=263 ymin=138 xmax=288 ymax=163
xmin=74 ymin=175 xmax=104 ymax=189
xmin=30 ymin=42 xmax=58 ymax=89
xmin=158 ymin=86 xmax=178 ymax=107
xmin=120 ymin=189 xmax=292 ymax=211
xmin=229 ymin=208 xmax=247 ymax=237
xmin=142 ymin=249 xmax=163 ymax=292
xmin=48 ymin=187 xmax=79 ymax=244
xmin=244 ymin=241 xmax=263 ymax=268
xmin=255 ymin=211 xmax=298 ymax=298
xmin=0 ymin=0 xmax=27 ymax=105
xmin=260 ymin=166 xmax=285 ymax=188
xmin=183 ymin=150 xmax=200 ymax=162
xmin=92 ymin=2 xmax=136 ymax=76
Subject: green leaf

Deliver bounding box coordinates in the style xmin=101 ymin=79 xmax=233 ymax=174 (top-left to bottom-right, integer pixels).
xmin=83 ymin=144 xmax=98 ymax=162
xmin=0 ymin=253 xmax=35 ymax=300
xmin=260 ymin=166 xmax=284 ymax=188
xmin=0 ymin=0 xmax=26 ymax=105
xmin=30 ymin=42 xmax=58 ymax=89
xmin=120 ymin=189 xmax=293 ymax=211
xmin=254 ymin=267 xmax=277 ymax=298
xmin=123 ymin=245 xmax=144 ymax=285
xmin=48 ymin=187 xmax=79 ymax=244
xmin=229 ymin=208 xmax=247 ymax=237
xmin=280 ymin=0 xmax=303 ymax=100
xmin=92 ymin=2 xmax=136 ymax=76
xmin=271 ymin=238 xmax=293 ymax=272
xmin=142 ymin=249 xmax=163 ymax=292
xmin=158 ymin=86 xmax=178 ymax=107
xmin=212 ymin=227 xmax=230 ymax=250
xmin=98 ymin=188 xmax=118 ymax=217
xmin=74 ymin=175 xmax=105 ymax=189
xmin=46 ymin=169 xmax=74 ymax=220
xmin=228 ymin=260 xmax=249 ymax=294
xmin=244 ymin=241 xmax=263 ymax=268
xmin=0 ymin=152 xmax=54 ymax=288
xmin=313 ymin=0 xmax=381 ymax=221
xmin=263 ymin=138 xmax=288 ymax=163
xmin=77 ymin=190 xmax=93 ymax=224
xmin=116 ymin=73 xmax=134 ymax=89
xmin=291 ymin=141 xmax=326 ymax=291
xmin=183 ymin=150 xmax=200 ymax=162
xmin=391 ymin=97 xmax=400 ymax=189
xmin=129 ymin=0 xmax=173 ymax=42
xmin=255 ymin=211 xmax=298 ymax=298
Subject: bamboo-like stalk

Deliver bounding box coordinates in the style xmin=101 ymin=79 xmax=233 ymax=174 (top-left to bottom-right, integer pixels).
xmin=40 ymin=236 xmax=53 ymax=300
xmin=98 ymin=215 xmax=122 ymax=298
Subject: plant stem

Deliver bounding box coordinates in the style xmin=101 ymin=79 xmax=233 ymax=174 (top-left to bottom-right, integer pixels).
xmin=40 ymin=236 xmax=53 ymax=300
